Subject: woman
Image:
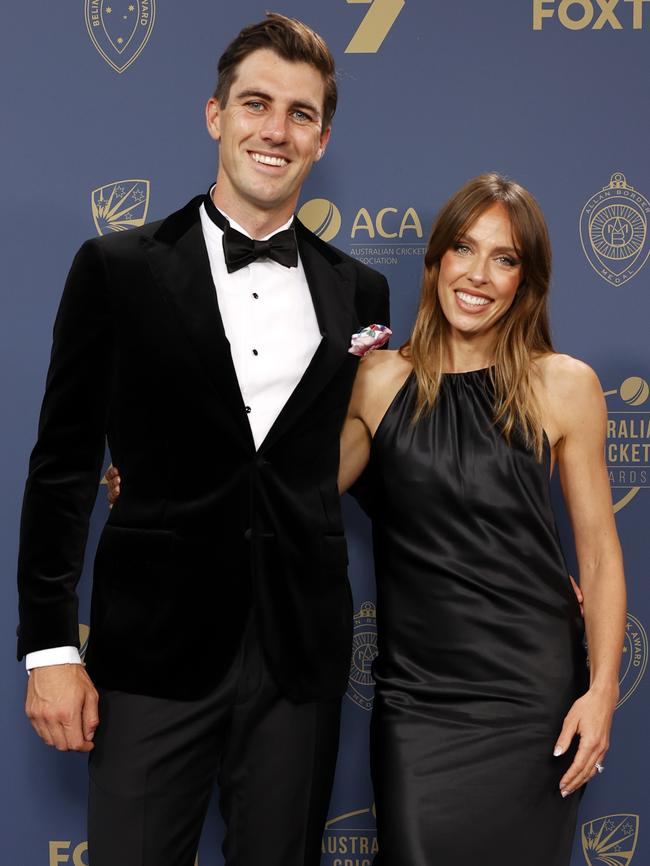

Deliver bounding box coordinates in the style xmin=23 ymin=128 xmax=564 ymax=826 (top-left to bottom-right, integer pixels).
xmin=339 ymin=173 xmax=625 ymax=865
xmin=108 ymin=174 xmax=625 ymax=865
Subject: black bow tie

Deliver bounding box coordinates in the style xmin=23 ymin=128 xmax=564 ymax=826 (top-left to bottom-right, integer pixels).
xmin=203 ymin=191 xmax=298 ymax=274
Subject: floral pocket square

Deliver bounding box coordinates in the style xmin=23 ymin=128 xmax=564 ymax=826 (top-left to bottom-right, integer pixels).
xmin=348 ymin=324 xmax=392 ymax=358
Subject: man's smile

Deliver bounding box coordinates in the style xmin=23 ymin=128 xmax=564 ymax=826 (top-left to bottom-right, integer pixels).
xmin=249 ymin=150 xmax=290 ymax=168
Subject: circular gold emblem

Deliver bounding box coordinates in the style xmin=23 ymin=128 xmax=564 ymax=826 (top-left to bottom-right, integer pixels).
xmin=589 ymin=204 xmax=645 ymax=260
xmin=347 ymin=601 xmax=378 ymax=710
xmin=298 ymin=198 xmax=342 ymax=242
xmin=579 ymin=173 xmax=650 ymax=286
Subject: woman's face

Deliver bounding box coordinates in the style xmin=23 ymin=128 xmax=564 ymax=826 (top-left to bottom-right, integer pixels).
xmin=437 ymin=204 xmax=523 ymax=339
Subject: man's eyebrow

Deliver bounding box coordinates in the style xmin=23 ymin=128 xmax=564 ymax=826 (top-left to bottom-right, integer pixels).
xmin=234 ymin=88 xmax=273 ymax=102
xmin=234 ymin=88 xmax=321 ymax=118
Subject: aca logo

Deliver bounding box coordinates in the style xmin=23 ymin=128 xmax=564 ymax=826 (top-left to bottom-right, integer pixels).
xmin=604 ymin=376 xmax=649 ymax=512
xmin=346 ymin=0 xmax=405 ymax=53
xmin=322 ymin=804 xmax=378 ymax=866
xmin=298 ymin=199 xmax=342 ymax=243
xmin=347 ymin=601 xmax=378 ymax=710
xmin=85 ymin=1 xmax=156 ymax=73
xmin=579 ymin=173 xmax=650 ymax=287
xmin=581 ymin=815 xmax=639 ymax=865
xmin=534 ymin=0 xmax=649 ymax=29
xmin=298 ymin=197 xmax=425 ymax=266
xmin=91 ymin=180 xmax=150 ymax=235
xmin=618 ymin=613 xmax=648 ymax=708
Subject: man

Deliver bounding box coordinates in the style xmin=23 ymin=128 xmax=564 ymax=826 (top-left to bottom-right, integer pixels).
xmin=17 ymin=14 xmax=389 ymax=866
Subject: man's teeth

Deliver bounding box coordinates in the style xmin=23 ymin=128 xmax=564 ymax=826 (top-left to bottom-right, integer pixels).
xmin=456 ymin=291 xmax=490 ymax=307
xmin=251 ymin=153 xmax=288 ymax=167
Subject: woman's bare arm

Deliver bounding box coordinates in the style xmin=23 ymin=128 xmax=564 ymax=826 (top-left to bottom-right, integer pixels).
xmin=542 ymin=355 xmax=626 ymax=796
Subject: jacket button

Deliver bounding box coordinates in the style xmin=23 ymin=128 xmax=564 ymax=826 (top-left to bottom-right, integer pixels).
xmin=243 ymin=528 xmax=252 ymax=541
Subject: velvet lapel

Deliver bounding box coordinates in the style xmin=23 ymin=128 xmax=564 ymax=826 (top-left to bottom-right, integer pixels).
xmin=259 ymin=219 xmax=358 ymax=452
xmin=143 ymin=196 xmax=255 ymax=450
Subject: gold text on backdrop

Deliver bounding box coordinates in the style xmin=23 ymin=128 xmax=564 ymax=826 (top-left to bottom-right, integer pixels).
xmin=604 ymin=377 xmax=650 ymax=512
xmin=534 ymin=0 xmax=649 ymax=29
xmin=345 ymin=0 xmax=405 ymax=53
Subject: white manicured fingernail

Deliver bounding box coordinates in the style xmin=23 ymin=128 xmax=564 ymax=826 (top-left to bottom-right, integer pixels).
xmin=553 ymin=746 xmax=564 ymax=757
xmin=561 ymin=789 xmax=570 ymax=798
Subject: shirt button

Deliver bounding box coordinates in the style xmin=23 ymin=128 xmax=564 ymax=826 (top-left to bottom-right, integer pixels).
xmin=252 ymin=349 xmax=258 ymax=356
xmin=245 ymin=406 xmax=251 ymax=413
xmin=252 ymin=292 xmax=259 ymax=299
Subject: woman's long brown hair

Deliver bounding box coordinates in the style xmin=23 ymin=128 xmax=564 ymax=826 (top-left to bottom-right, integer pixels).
xmin=401 ymin=173 xmax=554 ymax=458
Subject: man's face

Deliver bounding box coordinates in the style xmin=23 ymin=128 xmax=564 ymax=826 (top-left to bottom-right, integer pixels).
xmin=207 ymin=48 xmax=330 ymax=223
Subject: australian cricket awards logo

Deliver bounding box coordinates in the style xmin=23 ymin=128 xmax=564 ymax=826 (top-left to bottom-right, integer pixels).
xmin=618 ymin=613 xmax=648 ymax=708
xmin=580 ymin=173 xmax=650 ymax=287
xmin=85 ymin=1 xmax=156 ymax=73
xmin=582 ymin=814 xmax=639 ymax=865
xmin=322 ymin=804 xmax=378 ymax=865
xmin=604 ymin=376 xmax=649 ymax=513
xmin=347 ymin=601 xmax=378 ymax=710
xmin=91 ymin=180 xmax=150 ymax=235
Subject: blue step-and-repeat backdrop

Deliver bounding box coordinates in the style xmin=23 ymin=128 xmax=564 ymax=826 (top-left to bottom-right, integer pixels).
xmin=2 ymin=2 xmax=648 ymax=864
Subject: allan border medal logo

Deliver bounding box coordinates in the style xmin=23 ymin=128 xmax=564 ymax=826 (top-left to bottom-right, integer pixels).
xmin=85 ymin=1 xmax=156 ymax=73
xmin=582 ymin=814 xmax=639 ymax=865
xmin=604 ymin=376 xmax=649 ymax=512
xmin=580 ymin=173 xmax=650 ymax=287
xmin=92 ymin=180 xmax=150 ymax=235
xmin=618 ymin=613 xmax=648 ymax=708
xmin=347 ymin=602 xmax=378 ymax=710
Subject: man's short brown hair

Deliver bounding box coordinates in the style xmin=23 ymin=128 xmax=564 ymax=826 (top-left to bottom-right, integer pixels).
xmin=213 ymin=13 xmax=337 ymax=130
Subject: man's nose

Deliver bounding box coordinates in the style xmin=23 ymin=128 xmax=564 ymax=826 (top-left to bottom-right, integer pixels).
xmin=260 ymin=110 xmax=288 ymax=143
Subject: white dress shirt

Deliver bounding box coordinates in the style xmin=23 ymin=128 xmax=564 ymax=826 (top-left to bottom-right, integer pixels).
xmin=26 ymin=198 xmax=321 ymax=670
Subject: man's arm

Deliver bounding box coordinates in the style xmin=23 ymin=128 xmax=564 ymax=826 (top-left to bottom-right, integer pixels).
xmin=18 ymin=239 xmax=114 ymax=749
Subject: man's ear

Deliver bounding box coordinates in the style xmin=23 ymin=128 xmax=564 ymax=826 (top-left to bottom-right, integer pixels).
xmin=206 ymin=97 xmax=221 ymax=142
xmin=315 ymin=126 xmax=331 ymax=162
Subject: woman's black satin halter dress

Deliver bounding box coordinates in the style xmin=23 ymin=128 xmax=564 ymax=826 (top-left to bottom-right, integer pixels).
xmin=369 ymin=370 xmax=588 ymax=866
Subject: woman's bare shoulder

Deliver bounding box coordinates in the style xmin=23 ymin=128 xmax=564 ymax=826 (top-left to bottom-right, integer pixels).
xmin=535 ymin=353 xmax=605 ymax=437
xmin=357 ymin=349 xmax=412 ymax=389
xmin=535 ymin=352 xmax=601 ymax=399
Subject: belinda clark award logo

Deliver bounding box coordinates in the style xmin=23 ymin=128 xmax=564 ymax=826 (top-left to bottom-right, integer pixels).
xmin=85 ymin=1 xmax=156 ymax=73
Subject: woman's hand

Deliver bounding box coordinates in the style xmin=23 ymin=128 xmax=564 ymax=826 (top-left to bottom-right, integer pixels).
xmin=554 ymin=682 xmax=618 ymax=796
xmin=104 ymin=465 xmax=120 ymax=507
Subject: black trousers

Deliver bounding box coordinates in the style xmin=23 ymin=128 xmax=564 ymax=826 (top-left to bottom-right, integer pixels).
xmin=87 ymin=625 xmax=342 ymax=866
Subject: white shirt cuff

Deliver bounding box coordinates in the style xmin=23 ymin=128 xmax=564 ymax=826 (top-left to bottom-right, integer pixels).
xmin=26 ymin=646 xmax=82 ymax=670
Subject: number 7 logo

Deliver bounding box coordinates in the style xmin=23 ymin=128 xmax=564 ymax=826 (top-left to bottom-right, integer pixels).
xmin=345 ymin=0 xmax=406 ymax=53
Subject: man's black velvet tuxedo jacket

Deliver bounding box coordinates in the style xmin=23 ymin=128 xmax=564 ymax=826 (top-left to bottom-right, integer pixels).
xmin=17 ymin=196 xmax=389 ymax=702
